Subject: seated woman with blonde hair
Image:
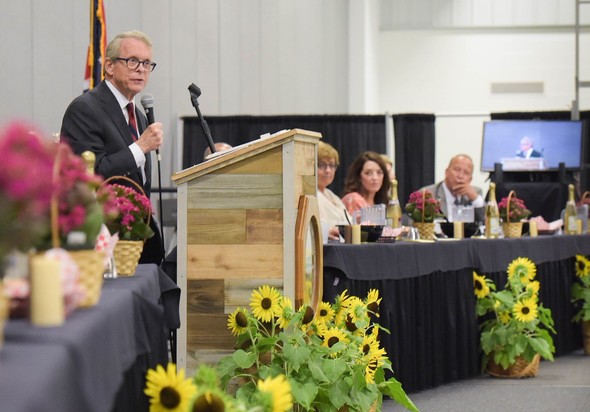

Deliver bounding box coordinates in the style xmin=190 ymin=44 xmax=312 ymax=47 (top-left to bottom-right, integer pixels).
xmin=317 ymin=142 xmax=351 ymax=240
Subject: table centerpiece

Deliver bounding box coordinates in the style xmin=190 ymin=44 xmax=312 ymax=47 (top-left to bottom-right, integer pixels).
xmin=498 ymin=190 xmax=531 ymax=238
xmin=404 ymin=189 xmax=443 ymax=240
xmin=473 ymin=257 xmax=555 ymax=378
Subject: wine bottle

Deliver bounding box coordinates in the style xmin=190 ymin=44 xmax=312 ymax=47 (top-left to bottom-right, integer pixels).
xmin=485 ymin=182 xmax=501 ymax=238
xmin=386 ymin=179 xmax=402 ymax=228
xmin=564 ymin=184 xmax=579 ymax=235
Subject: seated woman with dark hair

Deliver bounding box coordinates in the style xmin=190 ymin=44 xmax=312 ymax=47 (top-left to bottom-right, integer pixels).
xmin=341 ymin=151 xmax=391 ymax=219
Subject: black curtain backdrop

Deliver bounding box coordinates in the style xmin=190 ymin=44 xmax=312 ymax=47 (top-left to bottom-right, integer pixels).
xmin=182 ymin=115 xmax=387 ymax=197
xmin=392 ymin=114 xmax=436 ymax=206
xmin=490 ymin=111 xmax=590 ymax=194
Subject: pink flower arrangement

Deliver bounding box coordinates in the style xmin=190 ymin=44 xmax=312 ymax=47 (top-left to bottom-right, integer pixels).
xmin=50 ymin=143 xmax=116 ymax=248
xmin=101 ymin=183 xmax=154 ymax=240
xmin=498 ymin=195 xmax=531 ymax=222
xmin=405 ymin=189 xmax=443 ymax=222
xmin=0 ymin=122 xmax=56 ymax=265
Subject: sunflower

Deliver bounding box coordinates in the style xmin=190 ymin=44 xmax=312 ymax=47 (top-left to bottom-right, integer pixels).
xmin=257 ymin=374 xmax=293 ymax=412
xmin=192 ymin=390 xmax=227 ymax=412
xmin=507 ymin=257 xmax=536 ymax=285
xmin=250 ymin=285 xmax=282 ymax=322
xmin=365 ymin=289 xmax=382 ymax=316
xmin=575 ymin=254 xmax=590 ymax=278
xmin=276 ymin=296 xmax=294 ymax=329
xmin=526 ymin=280 xmax=540 ymax=295
xmin=513 ymin=298 xmax=538 ymax=322
xmin=473 ymin=272 xmax=490 ymax=299
xmin=144 ymin=363 xmax=197 ymax=412
xmin=346 ymin=296 xmax=368 ymax=324
xmin=498 ymin=311 xmax=511 ymax=324
xmin=322 ymin=327 xmax=349 ymax=354
xmin=315 ymin=301 xmax=335 ymax=325
xmin=227 ymin=308 xmax=249 ymax=336
xmin=332 ymin=289 xmax=352 ymax=325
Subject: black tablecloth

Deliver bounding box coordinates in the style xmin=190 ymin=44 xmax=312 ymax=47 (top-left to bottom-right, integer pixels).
xmin=323 ymin=235 xmax=590 ymax=393
xmin=0 ymin=264 xmax=180 ymax=412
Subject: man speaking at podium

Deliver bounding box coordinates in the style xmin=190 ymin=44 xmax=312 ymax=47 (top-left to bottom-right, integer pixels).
xmin=516 ymin=136 xmax=543 ymax=158
xmin=60 ymin=30 xmax=164 ymax=265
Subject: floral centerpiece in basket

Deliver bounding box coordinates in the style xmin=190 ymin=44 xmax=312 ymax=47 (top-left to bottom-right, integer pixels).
xmin=571 ymin=254 xmax=590 ymax=355
xmin=473 ymin=257 xmax=555 ymax=377
xmin=99 ymin=178 xmax=154 ymax=276
xmin=405 ymin=189 xmax=443 ymax=240
xmin=143 ymin=286 xmax=418 ymax=412
xmin=498 ymin=191 xmax=531 ymax=238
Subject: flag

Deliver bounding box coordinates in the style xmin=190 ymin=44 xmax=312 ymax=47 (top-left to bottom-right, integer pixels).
xmin=83 ymin=0 xmax=107 ymax=92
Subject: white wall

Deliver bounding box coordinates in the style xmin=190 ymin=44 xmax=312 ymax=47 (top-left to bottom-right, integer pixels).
xmin=0 ymin=0 xmax=589 ymax=194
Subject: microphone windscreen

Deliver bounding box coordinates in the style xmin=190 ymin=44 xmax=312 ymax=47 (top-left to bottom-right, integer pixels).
xmin=140 ymin=94 xmax=154 ymax=110
xmin=188 ymin=83 xmax=201 ymax=97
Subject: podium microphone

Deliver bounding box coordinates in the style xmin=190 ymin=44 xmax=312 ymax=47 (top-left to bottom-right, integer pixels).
xmin=188 ymin=83 xmax=216 ymax=156
xmin=140 ymin=93 xmax=165 ymax=263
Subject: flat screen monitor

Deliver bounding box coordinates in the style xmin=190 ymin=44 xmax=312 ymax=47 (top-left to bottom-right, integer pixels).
xmin=480 ymin=120 xmax=584 ymax=172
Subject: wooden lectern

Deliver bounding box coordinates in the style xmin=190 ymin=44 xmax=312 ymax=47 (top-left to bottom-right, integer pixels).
xmin=171 ymin=129 xmax=322 ymax=371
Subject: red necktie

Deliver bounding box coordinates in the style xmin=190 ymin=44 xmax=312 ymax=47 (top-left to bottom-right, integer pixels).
xmin=126 ymin=103 xmax=139 ymax=141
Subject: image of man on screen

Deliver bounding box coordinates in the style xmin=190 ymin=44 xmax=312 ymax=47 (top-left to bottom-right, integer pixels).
xmin=516 ymin=136 xmax=543 ymax=158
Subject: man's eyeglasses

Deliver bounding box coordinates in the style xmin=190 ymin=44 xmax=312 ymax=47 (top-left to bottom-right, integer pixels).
xmin=318 ymin=162 xmax=338 ymax=171
xmin=114 ymin=57 xmax=157 ymax=72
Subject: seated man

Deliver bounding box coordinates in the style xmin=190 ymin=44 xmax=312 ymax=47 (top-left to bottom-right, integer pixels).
xmin=421 ymin=154 xmax=485 ymax=222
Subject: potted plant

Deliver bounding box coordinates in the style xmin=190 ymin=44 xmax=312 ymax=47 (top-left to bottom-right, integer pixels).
xmin=215 ymin=286 xmax=418 ymax=412
xmin=99 ymin=177 xmax=154 ymax=276
xmin=571 ymin=254 xmax=590 ymax=355
xmin=404 ymin=189 xmax=443 ymax=240
xmin=498 ymin=190 xmax=531 ymax=238
xmin=473 ymin=257 xmax=555 ymax=378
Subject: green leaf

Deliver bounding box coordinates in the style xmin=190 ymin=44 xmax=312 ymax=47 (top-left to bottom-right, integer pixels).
xmin=378 ymin=376 xmax=419 ymax=412
xmin=232 ymin=349 xmax=257 ymax=369
xmin=309 ymin=361 xmax=329 ymax=384
xmin=283 ymin=341 xmax=310 ymax=372
xmin=289 ymin=380 xmax=318 ymax=410
xmin=322 ymin=358 xmax=347 ymax=382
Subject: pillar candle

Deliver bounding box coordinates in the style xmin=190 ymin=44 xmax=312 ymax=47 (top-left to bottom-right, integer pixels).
xmin=453 ymin=222 xmax=464 ymax=239
xmin=529 ymin=220 xmax=538 ymax=237
xmin=352 ymin=224 xmax=361 ymax=244
xmin=30 ymin=255 xmax=64 ymax=327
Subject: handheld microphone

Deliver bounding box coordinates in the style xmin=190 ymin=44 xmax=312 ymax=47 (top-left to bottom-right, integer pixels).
xmin=140 ymin=94 xmax=159 ymax=158
xmin=187 ymin=83 xmax=216 ymax=156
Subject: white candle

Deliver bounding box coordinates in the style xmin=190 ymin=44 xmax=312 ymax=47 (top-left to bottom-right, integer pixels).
xmin=352 ymin=225 xmax=361 ymax=244
xmin=453 ymin=222 xmax=464 ymax=239
xmin=30 ymin=255 xmax=64 ymax=327
xmin=529 ymin=220 xmax=538 ymax=237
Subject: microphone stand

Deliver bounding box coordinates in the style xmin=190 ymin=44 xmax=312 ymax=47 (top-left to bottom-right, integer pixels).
xmin=155 ymin=149 xmax=165 ymax=265
xmin=188 ymin=83 xmax=216 ymax=155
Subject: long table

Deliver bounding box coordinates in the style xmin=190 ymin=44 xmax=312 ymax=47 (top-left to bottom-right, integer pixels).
xmin=0 ymin=264 xmax=179 ymax=412
xmin=323 ymin=235 xmax=590 ymax=393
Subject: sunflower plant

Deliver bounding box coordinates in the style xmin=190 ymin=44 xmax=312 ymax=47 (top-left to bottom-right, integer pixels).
xmin=218 ymin=285 xmax=418 ymax=412
xmin=571 ymin=254 xmax=590 ymax=323
xmin=473 ymin=257 xmax=556 ymax=370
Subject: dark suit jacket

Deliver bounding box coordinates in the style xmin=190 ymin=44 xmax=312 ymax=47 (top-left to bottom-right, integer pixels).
xmin=61 ymin=81 xmax=163 ymax=264
xmin=60 ymin=81 xmax=151 ymax=196
xmin=516 ymin=149 xmax=542 ymax=159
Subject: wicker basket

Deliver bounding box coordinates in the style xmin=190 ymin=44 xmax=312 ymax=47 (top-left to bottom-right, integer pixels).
xmin=487 ymin=354 xmax=540 ymax=378
xmin=502 ymin=222 xmax=523 ymax=238
xmin=113 ymin=240 xmax=144 ymax=276
xmin=582 ymin=320 xmax=590 ymax=356
xmin=49 ymin=149 xmax=104 ymax=308
xmin=501 ymin=190 xmax=524 ymax=238
xmin=413 ymin=222 xmax=435 ymax=240
xmin=102 ymin=175 xmax=150 ymax=277
xmin=412 ymin=189 xmax=436 ymax=240
xmin=68 ymin=249 xmax=105 ymax=307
